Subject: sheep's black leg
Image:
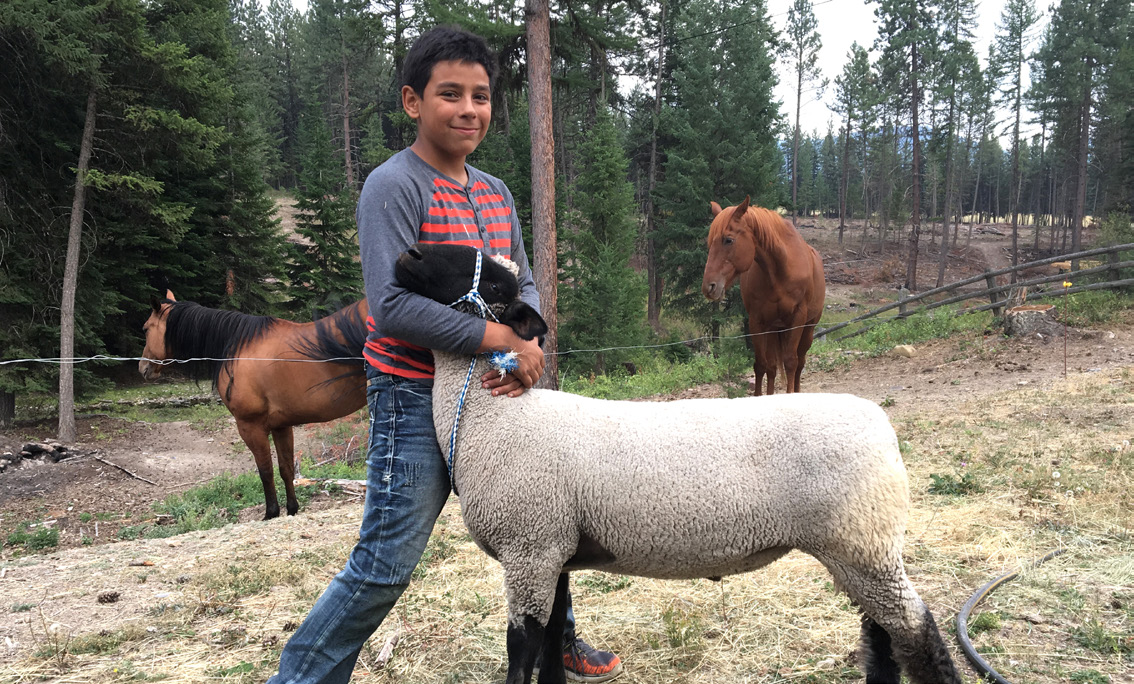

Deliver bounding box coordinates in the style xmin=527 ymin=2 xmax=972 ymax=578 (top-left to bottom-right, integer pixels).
xmin=506 ymin=615 xmax=546 ymax=684
xmin=536 ymin=573 xmax=570 ymax=684
xmin=817 ymin=558 xmax=961 ymax=684
xmin=860 ymin=614 xmax=900 ymax=684
xmin=891 ymin=605 xmax=961 ymax=684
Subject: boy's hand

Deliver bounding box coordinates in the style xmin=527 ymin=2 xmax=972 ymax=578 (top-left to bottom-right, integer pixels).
xmin=480 ymin=332 xmax=544 ymax=397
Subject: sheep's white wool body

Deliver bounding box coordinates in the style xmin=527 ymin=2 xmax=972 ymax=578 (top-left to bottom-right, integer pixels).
xmin=432 ymin=352 xmax=912 ymax=624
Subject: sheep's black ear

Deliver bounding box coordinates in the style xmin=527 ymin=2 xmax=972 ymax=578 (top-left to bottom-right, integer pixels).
xmin=500 ymin=301 xmax=548 ymax=342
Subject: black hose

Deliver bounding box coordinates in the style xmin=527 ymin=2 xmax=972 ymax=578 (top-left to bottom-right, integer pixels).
xmin=955 ymin=548 xmax=1068 ymax=684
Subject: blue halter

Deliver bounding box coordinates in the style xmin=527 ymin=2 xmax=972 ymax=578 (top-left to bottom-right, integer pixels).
xmin=444 ymin=250 xmax=498 ymax=496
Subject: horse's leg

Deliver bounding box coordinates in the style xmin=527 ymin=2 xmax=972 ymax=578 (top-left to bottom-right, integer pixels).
xmin=271 ymin=426 xmax=299 ymax=516
xmin=793 ymin=326 xmax=817 ymax=393
xmin=750 ymin=328 xmax=768 ymax=396
xmin=777 ymin=328 xmax=805 ymax=394
xmin=235 ymin=421 xmax=280 ymax=520
xmin=763 ymin=342 xmax=779 ymax=395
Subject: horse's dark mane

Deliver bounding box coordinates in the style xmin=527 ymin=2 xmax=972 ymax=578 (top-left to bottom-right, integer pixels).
xmin=163 ymin=300 xmax=278 ymax=387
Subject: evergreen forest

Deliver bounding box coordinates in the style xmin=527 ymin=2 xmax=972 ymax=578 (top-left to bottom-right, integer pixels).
xmin=2 ymin=0 xmax=1132 ymax=424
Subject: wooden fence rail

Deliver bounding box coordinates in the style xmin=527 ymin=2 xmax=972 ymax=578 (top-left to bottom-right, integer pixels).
xmin=815 ymin=242 xmax=1134 ymax=341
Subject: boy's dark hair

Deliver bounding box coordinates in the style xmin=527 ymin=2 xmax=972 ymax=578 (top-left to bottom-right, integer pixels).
xmin=403 ymin=26 xmax=499 ymax=96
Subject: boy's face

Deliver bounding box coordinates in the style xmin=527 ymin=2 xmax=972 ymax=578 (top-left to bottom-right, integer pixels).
xmin=402 ymin=60 xmax=491 ymax=170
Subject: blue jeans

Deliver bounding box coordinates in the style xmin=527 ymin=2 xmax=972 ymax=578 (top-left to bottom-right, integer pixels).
xmin=271 ymin=368 xmax=577 ymax=684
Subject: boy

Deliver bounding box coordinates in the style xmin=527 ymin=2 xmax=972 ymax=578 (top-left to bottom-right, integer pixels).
xmin=269 ymin=26 xmax=622 ymax=684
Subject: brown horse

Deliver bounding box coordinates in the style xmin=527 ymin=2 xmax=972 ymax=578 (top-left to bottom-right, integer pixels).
xmin=139 ymin=291 xmax=368 ymax=519
xmin=701 ymin=197 xmax=825 ymax=395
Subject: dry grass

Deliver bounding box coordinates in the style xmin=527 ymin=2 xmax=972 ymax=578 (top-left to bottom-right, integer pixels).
xmin=2 ymin=370 xmax=1132 ymax=683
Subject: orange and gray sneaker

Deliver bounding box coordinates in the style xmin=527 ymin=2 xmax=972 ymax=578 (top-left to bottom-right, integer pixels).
xmin=561 ymin=636 xmax=623 ymax=682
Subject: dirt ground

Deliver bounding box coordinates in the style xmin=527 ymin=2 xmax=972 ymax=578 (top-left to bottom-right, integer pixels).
xmin=1 ymin=221 xmax=1130 ymax=681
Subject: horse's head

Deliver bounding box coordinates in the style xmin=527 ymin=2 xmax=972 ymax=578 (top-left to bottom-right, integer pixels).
xmin=139 ymin=290 xmax=176 ymax=380
xmin=702 ymin=196 xmax=755 ymax=302
xmin=395 ymin=243 xmax=547 ymax=342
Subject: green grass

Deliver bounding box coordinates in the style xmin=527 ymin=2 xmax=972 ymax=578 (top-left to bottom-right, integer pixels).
xmin=562 ymin=352 xmax=724 ymax=400
xmin=68 ymin=625 xmax=148 ymax=655
xmin=817 ymin=306 xmax=994 ymax=358
xmin=124 ymin=453 xmax=367 ymax=541
xmin=1070 ymin=670 xmax=1111 ymax=684
xmin=5 ymin=522 xmax=59 ymax=553
xmin=117 ymin=402 xmax=231 ymax=429
xmin=1072 ymin=618 xmax=1134 ymax=655
xmin=967 ymin=611 xmax=1002 ymax=637
xmin=1032 ymin=290 xmax=1134 ymax=327
xmin=928 ymin=470 xmax=984 ymax=496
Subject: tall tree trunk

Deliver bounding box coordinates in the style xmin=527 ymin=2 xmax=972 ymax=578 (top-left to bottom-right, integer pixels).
xmin=970 ymin=136 xmax=984 ymax=223
xmin=1072 ymin=64 xmax=1092 ymax=269
xmin=1009 ymin=65 xmax=1023 ymax=280
xmin=1033 ymin=119 xmax=1046 ymax=250
xmin=645 ymin=1 xmax=666 ymax=330
xmin=905 ymin=41 xmax=922 ymax=291
xmin=936 ymin=92 xmax=957 ymax=288
xmin=0 ymin=391 xmax=13 ymax=428
xmin=341 ymin=44 xmax=354 ymax=188
xmin=59 ymin=88 xmax=97 ymax=443
xmin=792 ymin=68 xmax=802 ymax=226
xmin=526 ymin=0 xmax=558 ymax=389
xmin=838 ymin=117 xmax=851 ymax=244
xmin=390 ymin=0 xmax=407 ymax=150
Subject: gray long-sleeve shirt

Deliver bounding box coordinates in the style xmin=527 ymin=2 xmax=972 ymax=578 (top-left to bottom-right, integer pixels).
xmin=357 ymin=148 xmax=540 ymax=383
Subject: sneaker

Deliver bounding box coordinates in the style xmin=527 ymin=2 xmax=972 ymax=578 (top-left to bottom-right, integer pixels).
xmin=561 ymin=636 xmax=623 ymax=682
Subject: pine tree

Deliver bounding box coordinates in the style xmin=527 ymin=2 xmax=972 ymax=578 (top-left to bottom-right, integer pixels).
xmin=0 ymin=0 xmax=246 ymax=430
xmin=1033 ymin=0 xmax=1127 ymax=262
xmin=993 ymin=0 xmax=1039 ymax=276
xmin=831 ymin=43 xmax=875 ymax=243
xmin=559 ymin=106 xmax=647 ymax=375
xmin=782 ymin=0 xmax=826 ymax=226
xmin=930 ymin=0 xmax=978 ymax=286
xmin=818 ymin=127 xmax=840 ymax=217
xmin=655 ymin=0 xmax=781 ymax=333
xmin=285 ymin=105 xmax=363 ymax=317
xmin=303 ymin=0 xmax=386 ymax=189
xmin=872 ymin=0 xmax=935 ymax=289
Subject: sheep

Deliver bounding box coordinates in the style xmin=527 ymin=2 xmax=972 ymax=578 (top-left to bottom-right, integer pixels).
xmin=394 ymin=243 xmax=962 ymax=684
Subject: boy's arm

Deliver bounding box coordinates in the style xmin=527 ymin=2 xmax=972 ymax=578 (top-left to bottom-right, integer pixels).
xmin=359 ymin=171 xmax=487 ymax=354
xmin=479 ymin=185 xmax=545 ymax=396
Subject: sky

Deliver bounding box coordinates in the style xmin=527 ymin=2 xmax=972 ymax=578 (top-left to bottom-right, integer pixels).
xmin=764 ymin=0 xmax=1047 ymax=139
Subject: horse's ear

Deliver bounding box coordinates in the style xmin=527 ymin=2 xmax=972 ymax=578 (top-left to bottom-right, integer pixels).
xmin=165 ymin=289 xmax=176 ymax=302
xmin=710 ymin=201 xmax=723 ymax=216
xmin=731 ymin=196 xmax=751 ymax=224
xmin=500 ymin=301 xmax=549 ymax=343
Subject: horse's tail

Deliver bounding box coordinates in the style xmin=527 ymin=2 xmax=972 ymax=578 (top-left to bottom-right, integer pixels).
xmin=288 ymin=299 xmax=368 ymax=399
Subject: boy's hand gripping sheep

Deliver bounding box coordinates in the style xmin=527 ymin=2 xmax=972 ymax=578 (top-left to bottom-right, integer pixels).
xmin=395 ymin=243 xmax=961 ymax=684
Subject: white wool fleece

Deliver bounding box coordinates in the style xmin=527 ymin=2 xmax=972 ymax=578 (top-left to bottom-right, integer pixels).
xmin=431 ymin=351 xmax=911 ymax=625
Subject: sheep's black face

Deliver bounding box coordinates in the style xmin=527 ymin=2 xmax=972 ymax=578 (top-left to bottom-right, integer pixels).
xmin=396 ymin=243 xmax=520 ymax=307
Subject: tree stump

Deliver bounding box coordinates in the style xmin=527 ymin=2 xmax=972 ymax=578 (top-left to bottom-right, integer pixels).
xmin=1004 ymin=304 xmax=1065 ymax=339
